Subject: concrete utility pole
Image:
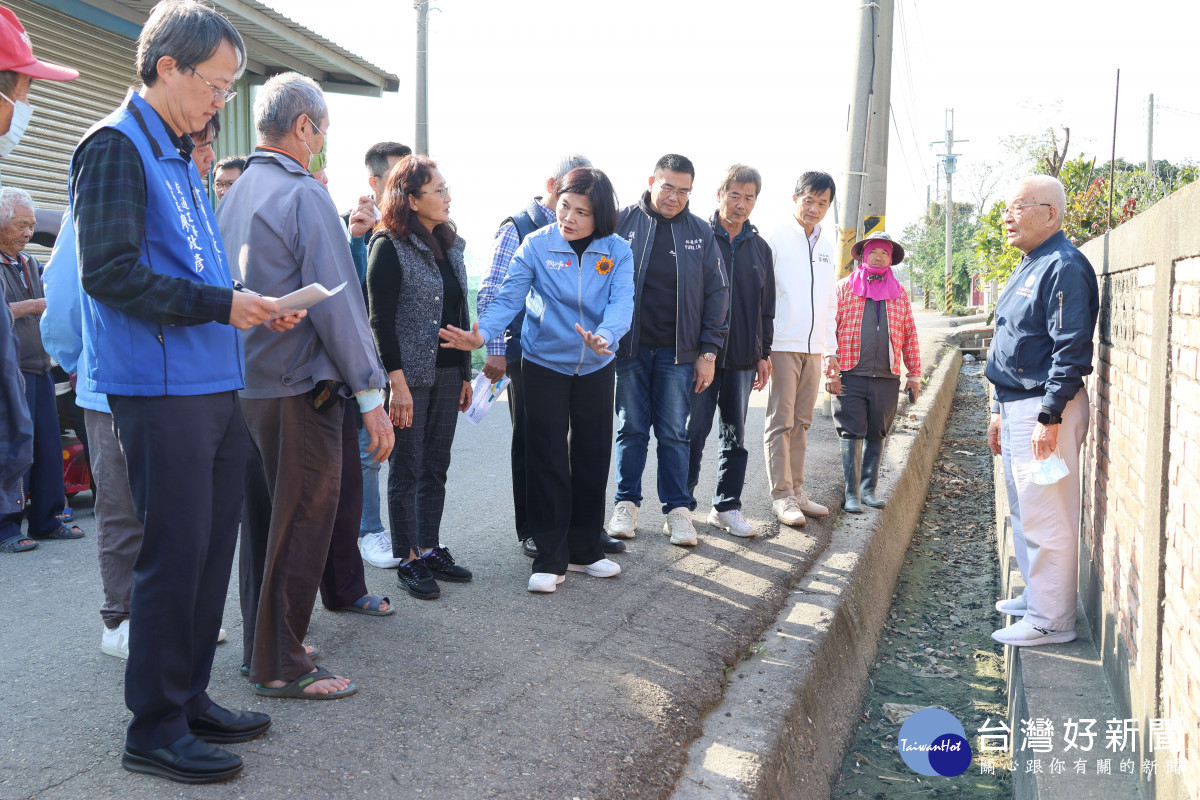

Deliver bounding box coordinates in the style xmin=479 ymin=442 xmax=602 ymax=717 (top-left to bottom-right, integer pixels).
xmin=414 ymin=1 xmax=429 ymax=155
xmin=838 ymin=0 xmax=894 ymax=278
xmin=931 ymin=109 xmax=966 ymax=314
xmin=1147 ymin=93 xmax=1154 ymax=184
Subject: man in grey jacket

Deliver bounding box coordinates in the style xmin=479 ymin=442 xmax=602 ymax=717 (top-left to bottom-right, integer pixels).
xmin=608 ymin=153 xmax=729 ymax=547
xmin=215 ymin=72 xmax=393 ymax=699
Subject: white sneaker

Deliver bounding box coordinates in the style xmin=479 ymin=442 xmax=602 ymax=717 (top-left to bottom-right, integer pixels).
xmin=663 ymin=507 xmax=698 ymax=546
xmin=528 ymin=573 xmax=565 ymax=593
xmin=101 ymin=619 xmax=130 ymax=660
xmin=217 ymin=627 xmax=227 ymax=643
xmin=772 ymin=496 xmax=807 ymax=527
xmin=606 ymin=501 xmax=638 ymax=539
xmin=795 ymin=489 xmax=829 ymax=517
xmin=708 ymin=508 xmax=756 ymax=538
xmin=991 ymin=619 xmax=1076 ymax=647
xmin=567 ymin=558 xmax=622 ymax=577
xmin=359 ymin=530 xmax=401 ymax=569
xmin=995 ymin=595 xmax=1028 ymax=616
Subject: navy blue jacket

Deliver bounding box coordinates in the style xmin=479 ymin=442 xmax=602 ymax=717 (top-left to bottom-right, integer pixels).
xmin=710 ymin=213 xmax=774 ymax=370
xmin=986 ymin=230 xmax=1098 ymax=414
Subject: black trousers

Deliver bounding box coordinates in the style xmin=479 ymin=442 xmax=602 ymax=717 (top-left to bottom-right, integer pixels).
xmin=832 ymin=374 xmax=901 ymax=440
xmin=506 ymin=357 xmax=527 ymax=541
xmin=522 ymin=359 xmax=614 ymax=575
xmin=109 ymin=392 xmax=248 ymax=751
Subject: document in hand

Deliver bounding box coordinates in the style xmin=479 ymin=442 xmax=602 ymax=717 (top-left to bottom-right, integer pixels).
xmin=465 ymin=372 xmax=511 ymax=426
xmin=273 ymin=281 xmax=346 ymax=318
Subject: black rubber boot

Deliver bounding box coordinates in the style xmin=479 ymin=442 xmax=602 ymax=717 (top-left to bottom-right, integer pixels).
xmin=841 ymin=439 xmax=863 ymax=514
xmin=861 ymin=439 xmax=886 ymax=508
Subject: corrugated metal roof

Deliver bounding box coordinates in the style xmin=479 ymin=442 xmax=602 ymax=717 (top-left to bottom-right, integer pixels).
xmin=96 ymin=0 xmax=399 ymax=95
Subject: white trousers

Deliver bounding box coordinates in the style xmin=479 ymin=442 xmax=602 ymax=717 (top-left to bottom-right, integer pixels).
xmin=1000 ymin=391 xmax=1090 ymax=631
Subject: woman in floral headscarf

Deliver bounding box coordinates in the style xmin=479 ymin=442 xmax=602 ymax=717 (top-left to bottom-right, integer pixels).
xmin=828 ymin=232 xmax=921 ymax=513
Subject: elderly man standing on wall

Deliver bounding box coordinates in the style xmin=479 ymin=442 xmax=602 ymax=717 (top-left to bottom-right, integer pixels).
xmin=986 ymin=174 xmax=1099 ymax=648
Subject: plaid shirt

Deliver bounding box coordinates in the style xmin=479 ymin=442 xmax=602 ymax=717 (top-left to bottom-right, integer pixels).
xmin=476 ymin=201 xmax=555 ymax=355
xmin=835 ymin=280 xmax=921 ymax=378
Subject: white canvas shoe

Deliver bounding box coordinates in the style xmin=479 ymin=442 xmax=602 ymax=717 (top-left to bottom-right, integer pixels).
xmin=708 ymin=508 xmax=756 ymax=538
xmin=217 ymin=627 xmax=227 ymax=643
xmin=606 ymin=501 xmax=638 ymax=539
xmin=567 ymin=558 xmax=622 ymax=577
xmin=991 ymin=619 xmax=1076 ymax=647
xmin=995 ymin=595 xmax=1028 ymax=616
xmin=772 ymin=496 xmax=806 ymax=527
xmin=663 ymin=508 xmax=698 ymax=546
xmin=359 ymin=530 xmax=401 ymax=569
xmin=101 ymin=619 xmax=130 ymax=660
xmin=528 ymin=573 xmax=566 ymax=593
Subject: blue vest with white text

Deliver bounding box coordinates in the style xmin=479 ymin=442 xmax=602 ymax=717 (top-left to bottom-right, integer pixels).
xmin=71 ymin=92 xmax=243 ymax=397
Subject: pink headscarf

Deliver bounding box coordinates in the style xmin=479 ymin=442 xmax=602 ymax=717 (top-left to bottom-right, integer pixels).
xmin=848 ymin=240 xmax=903 ymax=301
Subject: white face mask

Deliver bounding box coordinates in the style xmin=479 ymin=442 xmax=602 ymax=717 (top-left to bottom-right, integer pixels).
xmin=0 ymin=90 xmax=32 ymax=158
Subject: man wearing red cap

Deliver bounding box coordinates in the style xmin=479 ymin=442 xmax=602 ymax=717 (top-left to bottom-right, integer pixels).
xmin=0 ymin=5 xmax=78 ymax=165
xmin=0 ymin=4 xmax=77 ymax=553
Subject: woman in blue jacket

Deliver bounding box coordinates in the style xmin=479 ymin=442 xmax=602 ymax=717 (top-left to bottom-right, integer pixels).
xmin=440 ymin=167 xmax=634 ymax=592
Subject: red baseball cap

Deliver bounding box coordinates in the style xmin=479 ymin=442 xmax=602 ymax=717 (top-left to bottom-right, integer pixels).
xmin=0 ymin=6 xmax=78 ymax=81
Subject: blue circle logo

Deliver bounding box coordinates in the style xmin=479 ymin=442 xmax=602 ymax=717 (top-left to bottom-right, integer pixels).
xmin=897 ymin=708 xmax=973 ymax=776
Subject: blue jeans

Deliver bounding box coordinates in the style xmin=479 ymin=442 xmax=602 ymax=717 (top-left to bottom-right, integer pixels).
xmin=686 ymin=367 xmax=754 ymax=511
xmin=614 ymin=346 xmax=694 ymax=513
xmin=357 ymin=417 xmax=385 ymax=537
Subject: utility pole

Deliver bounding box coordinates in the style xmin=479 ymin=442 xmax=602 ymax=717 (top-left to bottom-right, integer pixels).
xmin=1147 ymin=93 xmax=1154 ymax=185
xmin=931 ymin=109 xmax=967 ymax=314
xmin=414 ymin=1 xmax=429 ymax=155
xmin=838 ymin=0 xmax=894 ymax=278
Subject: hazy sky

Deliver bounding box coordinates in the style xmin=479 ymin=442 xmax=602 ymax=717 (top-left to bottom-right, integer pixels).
xmin=271 ymin=0 xmax=1200 ymax=272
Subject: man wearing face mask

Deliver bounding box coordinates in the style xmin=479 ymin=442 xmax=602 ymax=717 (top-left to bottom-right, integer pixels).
xmin=0 ymin=6 xmax=79 ymax=173
xmin=216 ymin=72 xmax=393 ymax=700
xmin=0 ymin=6 xmax=77 ymax=531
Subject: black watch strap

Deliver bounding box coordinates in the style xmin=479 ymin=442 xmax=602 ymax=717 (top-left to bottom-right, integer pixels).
xmin=1037 ymin=407 xmax=1062 ymax=425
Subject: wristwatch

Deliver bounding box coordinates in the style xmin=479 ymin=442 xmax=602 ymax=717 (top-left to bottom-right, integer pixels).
xmin=1037 ymin=407 xmax=1062 ymax=426
xmin=702 ymin=353 xmax=716 ymax=363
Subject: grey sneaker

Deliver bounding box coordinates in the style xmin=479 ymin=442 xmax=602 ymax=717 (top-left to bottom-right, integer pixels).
xmin=606 ymin=501 xmax=638 ymax=539
xmin=663 ymin=507 xmax=698 ymax=547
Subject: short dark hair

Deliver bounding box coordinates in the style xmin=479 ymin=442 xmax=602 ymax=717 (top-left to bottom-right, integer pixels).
xmin=137 ymin=1 xmax=246 ymax=87
xmin=194 ymin=108 xmax=220 ymax=143
xmin=794 ymin=171 xmax=836 ymax=202
xmin=719 ymin=164 xmax=761 ymax=195
xmin=0 ymin=70 xmax=19 ymax=97
xmin=653 ymin=153 xmax=695 ymax=180
xmin=556 ymin=167 xmax=619 ymax=238
xmin=215 ymin=155 xmax=245 ymax=173
xmin=365 ymin=141 xmax=412 ymax=178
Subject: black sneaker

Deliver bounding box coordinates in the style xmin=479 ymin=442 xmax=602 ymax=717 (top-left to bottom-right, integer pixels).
xmin=600 ymin=532 xmax=627 ymax=554
xmin=521 ymin=537 xmax=538 ymax=558
xmin=397 ymin=559 xmax=441 ymax=599
xmin=422 ymin=545 xmax=472 ymax=582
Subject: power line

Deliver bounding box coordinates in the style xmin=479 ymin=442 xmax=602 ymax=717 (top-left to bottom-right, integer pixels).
xmin=889 ymin=103 xmax=924 ymax=202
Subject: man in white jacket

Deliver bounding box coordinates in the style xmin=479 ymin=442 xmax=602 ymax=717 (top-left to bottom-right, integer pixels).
xmin=763 ymin=172 xmax=839 ymax=526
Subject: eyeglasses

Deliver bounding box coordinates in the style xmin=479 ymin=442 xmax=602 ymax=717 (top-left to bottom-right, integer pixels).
xmin=998 ymin=202 xmax=1051 ymax=218
xmin=214 ymin=179 xmax=237 ymax=189
xmin=655 ymin=180 xmax=692 ymax=200
xmin=192 ymin=69 xmax=237 ymax=103
xmin=419 ymin=186 xmax=451 ymax=198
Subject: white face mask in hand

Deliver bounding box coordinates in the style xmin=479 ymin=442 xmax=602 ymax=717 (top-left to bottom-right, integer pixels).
xmin=0 ymin=91 xmax=33 ymax=157
xmin=1030 ymin=451 xmax=1069 ymax=485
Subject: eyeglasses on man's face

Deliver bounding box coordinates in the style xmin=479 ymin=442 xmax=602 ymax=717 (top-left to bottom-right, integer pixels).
xmin=655 ymin=180 xmax=692 ymax=200
xmin=998 ymin=202 xmax=1051 ymax=218
xmin=192 ymin=69 xmax=237 ymax=103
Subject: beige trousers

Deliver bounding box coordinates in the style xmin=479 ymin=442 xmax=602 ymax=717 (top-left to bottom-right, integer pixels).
xmin=763 ymin=351 xmax=824 ymax=500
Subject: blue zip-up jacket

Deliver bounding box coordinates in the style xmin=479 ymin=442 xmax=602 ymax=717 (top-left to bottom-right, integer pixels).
xmin=476 ymin=224 xmax=635 ymax=376
xmin=70 ymin=93 xmax=243 ymax=397
xmin=986 ymin=230 xmax=1099 ymax=414
xmin=1 ymin=290 xmax=31 ymax=513
xmin=39 ymin=214 xmax=108 ymax=414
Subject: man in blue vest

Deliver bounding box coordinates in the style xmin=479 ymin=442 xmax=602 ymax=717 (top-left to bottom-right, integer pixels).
xmin=476 ymin=154 xmax=629 ymax=559
xmin=70 ymin=0 xmax=302 ymax=783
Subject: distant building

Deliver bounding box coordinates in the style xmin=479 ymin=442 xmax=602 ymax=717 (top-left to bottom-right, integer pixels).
xmin=4 ymin=0 xmax=398 ymax=224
